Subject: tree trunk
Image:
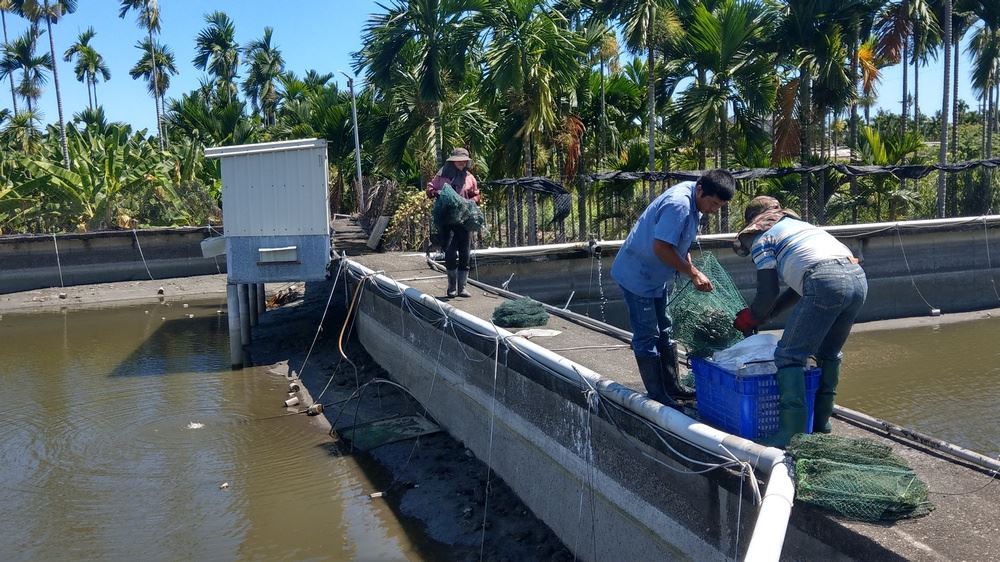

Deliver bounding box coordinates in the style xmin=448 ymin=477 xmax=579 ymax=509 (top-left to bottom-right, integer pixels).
xmin=719 ymin=104 xmax=730 ymax=232
xmin=850 ymin=30 xmax=860 ymax=222
xmin=913 ymin=32 xmax=920 ymax=133
xmin=525 ymin=135 xmax=536 ymax=245
xmin=937 ymin=0 xmax=951 ymax=219
xmin=600 ymin=54 xmax=607 ymax=169
xmin=798 ymin=67 xmax=812 ymax=221
xmin=93 ymin=77 xmax=98 ymax=107
xmin=698 ymin=68 xmax=708 ymax=169
xmin=43 ymin=9 xmax=69 ymax=168
xmin=434 ymin=101 xmax=444 ymax=168
xmin=1 ymin=9 xmax=16 ymax=113
xmin=646 ymin=12 xmax=656 ymax=182
xmin=951 ymin=38 xmax=959 ymax=162
xmin=148 ymin=29 xmax=164 ymax=150
xmin=900 ymin=31 xmax=909 ymax=193
xmin=86 ymin=74 xmax=93 ymax=110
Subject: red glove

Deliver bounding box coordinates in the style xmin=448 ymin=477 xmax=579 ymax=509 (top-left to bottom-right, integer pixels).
xmin=733 ymin=308 xmax=759 ymax=337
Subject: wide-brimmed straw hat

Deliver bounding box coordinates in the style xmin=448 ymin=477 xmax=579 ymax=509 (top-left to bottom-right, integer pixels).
xmin=446 ymin=147 xmax=471 ymax=162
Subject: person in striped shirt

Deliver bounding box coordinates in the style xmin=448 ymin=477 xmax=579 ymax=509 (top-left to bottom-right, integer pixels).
xmin=732 ymin=196 xmax=868 ymax=447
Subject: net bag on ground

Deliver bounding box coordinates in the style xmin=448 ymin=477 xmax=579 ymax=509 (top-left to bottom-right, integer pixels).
xmin=667 ymin=252 xmax=747 ymax=357
xmin=787 ymin=433 xmax=934 ymax=522
xmin=492 ymin=298 xmax=549 ymax=328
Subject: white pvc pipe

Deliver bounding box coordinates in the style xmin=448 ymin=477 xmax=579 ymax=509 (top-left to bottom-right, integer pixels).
xmin=343 ymin=258 xmax=793 ymax=560
xmin=472 ymin=214 xmax=1000 ymax=257
xmin=744 ymin=455 xmax=795 ymax=562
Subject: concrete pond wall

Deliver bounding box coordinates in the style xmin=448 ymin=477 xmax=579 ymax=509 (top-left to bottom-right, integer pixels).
xmin=0 ymin=228 xmax=225 ymax=294
xmin=347 ymin=266 xmax=897 ymax=561
xmin=472 ymin=217 xmax=1000 ymax=325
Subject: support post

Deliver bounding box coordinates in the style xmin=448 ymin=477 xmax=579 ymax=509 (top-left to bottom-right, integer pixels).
xmin=238 ymin=283 xmax=250 ymax=346
xmin=248 ymin=283 xmax=259 ymax=327
xmin=227 ymin=283 xmax=243 ymax=368
xmin=256 ymin=283 xmax=266 ymax=316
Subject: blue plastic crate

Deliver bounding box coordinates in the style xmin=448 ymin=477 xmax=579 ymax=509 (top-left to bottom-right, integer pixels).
xmin=690 ymin=357 xmax=820 ymax=442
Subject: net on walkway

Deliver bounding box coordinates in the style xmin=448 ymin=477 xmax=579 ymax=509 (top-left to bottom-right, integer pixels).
xmin=787 ymin=433 xmax=935 ymax=522
xmin=667 ymin=252 xmax=747 ymax=357
xmin=492 ymin=298 xmax=549 ymax=328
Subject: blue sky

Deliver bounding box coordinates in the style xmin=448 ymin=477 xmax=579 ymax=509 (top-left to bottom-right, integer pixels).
xmin=0 ymin=1 xmax=986 ymax=134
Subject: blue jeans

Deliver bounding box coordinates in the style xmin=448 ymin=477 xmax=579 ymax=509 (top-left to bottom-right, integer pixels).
xmin=774 ymin=259 xmax=868 ymax=368
xmin=621 ymin=286 xmax=672 ymax=358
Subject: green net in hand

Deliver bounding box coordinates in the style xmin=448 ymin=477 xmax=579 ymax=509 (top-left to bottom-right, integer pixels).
xmin=492 ymin=298 xmax=549 ymax=328
xmin=787 ymin=434 xmax=934 ymax=522
xmin=431 ymin=184 xmax=485 ymax=241
xmin=667 ymin=252 xmax=747 ymax=357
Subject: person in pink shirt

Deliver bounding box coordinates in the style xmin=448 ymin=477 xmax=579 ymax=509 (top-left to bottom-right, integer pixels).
xmin=426 ymin=147 xmax=481 ymax=297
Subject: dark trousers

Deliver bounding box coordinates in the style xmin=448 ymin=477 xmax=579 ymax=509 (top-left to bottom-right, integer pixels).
xmin=443 ymin=225 xmax=472 ymax=271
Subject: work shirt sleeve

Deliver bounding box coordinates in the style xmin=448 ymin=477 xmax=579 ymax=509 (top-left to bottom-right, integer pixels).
xmin=652 ymin=199 xmax=689 ymax=247
xmin=751 ymin=233 xmax=778 ymax=270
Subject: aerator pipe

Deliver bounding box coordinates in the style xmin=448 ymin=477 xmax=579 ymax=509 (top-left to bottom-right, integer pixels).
xmin=834 ymin=405 xmax=1000 ymax=473
xmin=343 ymin=257 xmax=793 ymax=560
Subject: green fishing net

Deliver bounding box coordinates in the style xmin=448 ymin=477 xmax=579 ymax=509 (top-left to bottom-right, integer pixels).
xmin=787 ymin=434 xmax=935 ymax=522
xmin=667 ymin=252 xmax=747 ymax=357
xmin=492 ymin=298 xmax=550 ymax=328
xmin=431 ymin=184 xmax=485 ymax=240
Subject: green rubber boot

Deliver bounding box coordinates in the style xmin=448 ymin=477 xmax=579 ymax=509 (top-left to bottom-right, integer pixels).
xmin=813 ymin=358 xmax=841 ymax=434
xmin=763 ymin=366 xmax=808 ymax=448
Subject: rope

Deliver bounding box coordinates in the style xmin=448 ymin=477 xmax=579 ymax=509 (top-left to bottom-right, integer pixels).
xmin=983 ymin=216 xmax=1000 ymax=304
xmin=52 ymin=233 xmax=64 ymax=288
xmin=478 ymin=338 xmax=502 ymax=562
xmin=894 ymin=225 xmax=937 ymax=312
xmin=132 ymin=229 xmax=154 ymax=281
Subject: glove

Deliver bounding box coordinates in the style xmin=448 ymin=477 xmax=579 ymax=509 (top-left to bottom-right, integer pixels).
xmin=733 ymin=308 xmax=760 ymax=337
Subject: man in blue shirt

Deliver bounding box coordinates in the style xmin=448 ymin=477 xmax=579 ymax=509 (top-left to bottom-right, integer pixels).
xmin=611 ymin=170 xmax=736 ymax=408
xmin=733 ymin=196 xmax=867 ymax=447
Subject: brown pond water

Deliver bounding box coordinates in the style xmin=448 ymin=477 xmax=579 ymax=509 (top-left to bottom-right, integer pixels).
xmin=0 ymin=300 xmax=422 ymax=561
xmin=838 ymin=316 xmax=1000 ymax=457
xmin=577 ymin=301 xmax=1000 ymax=458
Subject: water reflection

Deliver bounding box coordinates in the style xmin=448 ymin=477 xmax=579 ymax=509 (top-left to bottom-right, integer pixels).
xmin=0 ymin=301 xmax=419 ymax=561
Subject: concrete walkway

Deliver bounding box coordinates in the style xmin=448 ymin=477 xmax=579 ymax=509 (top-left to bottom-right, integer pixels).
xmin=350 ymin=249 xmax=1000 ymax=561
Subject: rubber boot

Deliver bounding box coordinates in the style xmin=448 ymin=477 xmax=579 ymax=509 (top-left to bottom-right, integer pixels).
xmin=813 ymin=358 xmax=841 ymax=433
xmin=635 ymin=356 xmax=679 ymax=409
xmin=446 ymin=269 xmax=457 ymax=298
xmin=456 ymin=270 xmax=472 ymax=298
xmin=762 ymin=366 xmax=808 ymax=448
xmin=657 ymin=340 xmax=695 ymax=400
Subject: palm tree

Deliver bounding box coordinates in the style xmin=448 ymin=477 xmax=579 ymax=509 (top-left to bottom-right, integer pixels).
xmin=1 ymin=27 xmax=48 ymax=118
xmin=119 ymin=0 xmax=165 ymax=149
xmin=966 ymin=0 xmax=1000 ymax=159
xmin=673 ymin=0 xmax=778 ymax=230
xmin=242 ymin=27 xmax=284 ymax=126
xmin=876 ymin=0 xmax=936 ymax=139
xmin=0 ymin=0 xmax=17 ymax=113
xmin=63 ymin=27 xmax=110 ymax=110
xmin=13 ymin=0 xmax=76 ymax=168
xmin=596 ymin=0 xmax=672 ymax=172
xmin=193 ymin=11 xmax=240 ymax=105
xmin=129 ymin=37 xmax=176 ymax=140
xmin=480 ymin=0 xmax=590 ymax=243
xmin=936 ymin=0 xmax=951 ymax=217
xmin=353 ymin=0 xmax=483 ymax=167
